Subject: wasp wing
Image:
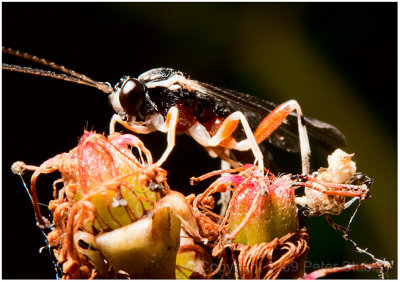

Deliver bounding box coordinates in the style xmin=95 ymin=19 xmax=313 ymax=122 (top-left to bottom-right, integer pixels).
xmin=195 ymin=81 xmax=346 ymax=153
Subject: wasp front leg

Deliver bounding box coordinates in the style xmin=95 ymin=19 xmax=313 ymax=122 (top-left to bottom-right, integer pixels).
xmin=110 ymin=107 xmax=179 ymax=166
xmin=110 ymin=114 xmax=156 ymax=135
xmin=152 ymin=107 xmax=180 ymax=166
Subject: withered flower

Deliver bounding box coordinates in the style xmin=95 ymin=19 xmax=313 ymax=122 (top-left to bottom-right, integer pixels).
xmin=12 ymin=132 xmax=205 ymax=279
xmin=188 ymin=150 xmax=390 ymax=279
xmin=13 ymin=134 xmax=390 ymax=279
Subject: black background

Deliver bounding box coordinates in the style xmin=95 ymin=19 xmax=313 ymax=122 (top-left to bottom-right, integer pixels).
xmin=2 ymin=3 xmax=397 ymax=279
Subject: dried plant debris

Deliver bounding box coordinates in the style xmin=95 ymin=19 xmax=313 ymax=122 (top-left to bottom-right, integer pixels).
xmin=12 ymin=132 xmax=207 ymax=279
xmin=13 ymin=134 xmax=391 ymax=279
xmin=189 ymin=150 xmax=391 ymax=279
xmin=295 ymin=149 xmax=370 ymax=217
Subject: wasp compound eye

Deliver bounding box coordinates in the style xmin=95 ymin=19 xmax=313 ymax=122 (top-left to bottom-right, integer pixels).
xmin=119 ymin=78 xmax=145 ymax=115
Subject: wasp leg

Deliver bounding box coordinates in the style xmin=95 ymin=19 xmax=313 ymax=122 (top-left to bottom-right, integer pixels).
xmin=254 ymin=100 xmax=311 ymax=174
xmin=218 ymin=159 xmax=232 ymax=216
xmin=344 ymin=197 xmax=360 ymax=209
xmin=153 ymin=107 xmax=179 ymax=166
xmin=109 ymin=110 xmax=178 ymax=167
xmin=293 ymin=175 xmax=370 ymax=199
xmin=110 ymin=108 xmax=179 ymax=166
xmin=188 ymin=111 xmax=264 ymax=171
xmin=109 ymin=114 xmax=155 ymax=135
xmin=204 ymin=147 xmax=241 ymax=168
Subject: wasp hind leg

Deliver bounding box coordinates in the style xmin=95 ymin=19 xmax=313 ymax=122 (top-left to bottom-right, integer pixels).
xmin=253 ymin=100 xmax=311 ymax=174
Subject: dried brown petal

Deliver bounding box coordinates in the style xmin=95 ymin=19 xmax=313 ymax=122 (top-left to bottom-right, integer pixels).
xmin=225 ymin=228 xmax=309 ymax=279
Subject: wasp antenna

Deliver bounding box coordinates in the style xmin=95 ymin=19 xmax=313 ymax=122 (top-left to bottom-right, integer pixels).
xmin=2 ymin=47 xmax=113 ymax=94
xmin=2 ymin=63 xmax=106 ymax=89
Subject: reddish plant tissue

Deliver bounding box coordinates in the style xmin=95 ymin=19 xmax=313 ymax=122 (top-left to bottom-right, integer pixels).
xmin=188 ymin=165 xmax=309 ymax=279
xmin=13 ymin=132 xmax=391 ymax=279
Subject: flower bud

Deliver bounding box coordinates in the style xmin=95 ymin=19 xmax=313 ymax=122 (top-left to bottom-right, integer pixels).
xmin=229 ymin=170 xmax=297 ymax=245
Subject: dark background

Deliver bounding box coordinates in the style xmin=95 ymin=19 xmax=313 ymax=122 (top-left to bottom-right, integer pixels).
xmin=2 ymin=3 xmax=397 ymax=279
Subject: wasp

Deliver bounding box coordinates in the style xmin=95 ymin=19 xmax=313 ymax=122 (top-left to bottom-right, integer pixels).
xmin=3 ymin=47 xmax=346 ymax=174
